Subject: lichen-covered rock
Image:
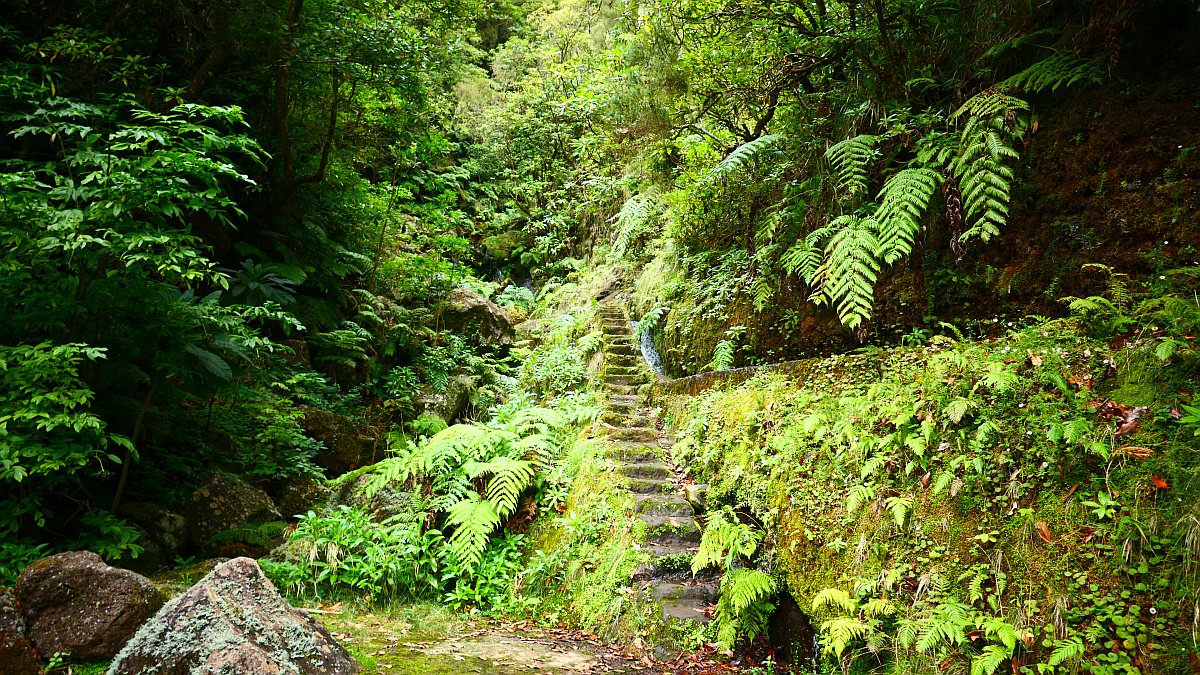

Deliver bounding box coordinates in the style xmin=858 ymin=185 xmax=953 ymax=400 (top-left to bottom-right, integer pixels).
xmin=415 ymin=373 xmax=476 ymax=423
xmin=0 ymin=588 xmax=39 ymax=675
xmin=300 ymin=408 xmax=379 ymax=476
xmin=184 ymin=472 xmax=281 ymax=554
xmin=439 ymin=286 xmax=514 ymax=345
xmin=16 ymin=551 xmax=166 ymax=660
xmin=326 ymin=472 xmax=414 ymax=523
xmin=107 ymin=557 xmax=361 ymax=675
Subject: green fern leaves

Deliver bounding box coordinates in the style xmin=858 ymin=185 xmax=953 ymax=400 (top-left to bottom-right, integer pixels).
xmin=466 ymin=456 xmax=535 ymax=518
xmin=875 ymin=167 xmax=943 ymax=263
xmin=714 ymin=569 xmax=777 ymax=651
xmin=445 ymin=494 xmax=501 ymax=570
xmin=1000 ymin=52 xmax=1104 ymax=93
xmin=807 ymin=215 xmax=882 ymax=330
xmin=825 ymin=135 xmax=880 ymax=197
xmin=707 ymin=133 xmax=787 ymax=181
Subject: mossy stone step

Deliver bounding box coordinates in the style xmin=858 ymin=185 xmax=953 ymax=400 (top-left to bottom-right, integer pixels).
xmin=610 ymin=443 xmax=660 ymax=462
xmin=618 ymin=463 xmax=672 ymax=480
xmin=608 ymin=396 xmax=640 ymax=407
xmin=604 ymin=384 xmax=638 ymax=396
xmin=606 ymin=426 xmax=656 ymax=443
xmin=638 ymin=513 xmax=696 ymax=529
xmin=626 ymin=478 xmax=674 ymax=494
xmin=644 ymin=522 xmax=702 ymax=548
xmin=603 ymin=376 xmax=641 ymax=387
xmin=648 ymin=580 xmax=717 ymax=622
xmin=634 ymin=494 xmax=693 ymax=517
xmin=632 ymin=551 xmax=693 ymax=581
xmin=606 ymin=366 xmax=641 ymax=376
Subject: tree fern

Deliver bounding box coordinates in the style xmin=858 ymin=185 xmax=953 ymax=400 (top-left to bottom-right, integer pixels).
xmin=875 ymin=167 xmax=943 ymax=263
xmin=444 ymin=493 xmax=501 ymax=571
xmin=951 ymin=91 xmax=1029 ymax=243
xmin=1000 ymin=52 xmax=1104 ymax=93
xmin=808 ymin=215 xmax=882 ymax=330
xmin=466 ymin=456 xmax=535 ymax=518
xmin=825 ymin=135 xmax=880 ymax=198
xmin=707 ymin=133 xmax=787 ymax=181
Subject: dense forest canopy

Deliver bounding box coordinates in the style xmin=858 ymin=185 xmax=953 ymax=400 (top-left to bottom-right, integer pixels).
xmin=2 ymin=0 xmax=1199 ymax=671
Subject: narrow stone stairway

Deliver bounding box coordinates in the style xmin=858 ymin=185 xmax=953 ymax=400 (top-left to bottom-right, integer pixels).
xmin=595 ymin=301 xmax=718 ymax=624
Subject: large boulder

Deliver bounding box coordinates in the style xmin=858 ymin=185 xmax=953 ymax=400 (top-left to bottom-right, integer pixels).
xmin=115 ymin=502 xmax=189 ymax=574
xmin=277 ymin=476 xmax=332 ymax=519
xmin=183 ymin=472 xmax=281 ymax=554
xmin=439 ymin=286 xmax=514 ymax=346
xmin=107 ymin=557 xmax=361 ymax=675
xmin=15 ymin=551 xmax=166 ymax=660
xmin=0 ymin=589 xmax=39 ymax=675
xmin=300 ymin=408 xmax=379 ymax=476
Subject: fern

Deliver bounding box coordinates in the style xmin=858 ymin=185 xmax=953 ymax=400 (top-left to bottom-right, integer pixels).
xmin=971 ymin=644 xmax=1009 ymax=675
xmin=825 ymin=135 xmax=880 ymax=198
xmin=707 ymin=133 xmax=787 ymax=180
xmin=576 ymin=331 xmax=605 ymax=357
xmin=820 ymin=617 xmax=872 ymax=658
xmin=692 ymin=509 xmax=761 ymax=574
xmin=875 ymin=167 xmax=943 ymax=264
xmin=714 ymin=568 xmax=777 ymax=650
xmin=1047 ymin=635 xmax=1085 ymax=666
xmin=808 ymin=215 xmax=882 ymax=330
xmin=1000 ymin=52 xmax=1104 ymax=93
xmin=444 ymin=493 xmax=501 ymax=570
xmin=611 ymin=192 xmax=662 ymax=256
xmin=846 ymin=484 xmax=876 ymax=514
xmin=466 ymin=456 xmax=535 ymax=519
xmin=952 ymin=91 xmax=1029 ymax=243
xmin=885 ymin=495 xmax=915 ymax=528
xmin=812 ymin=587 xmax=857 ymax=615
xmin=706 ymin=339 xmax=736 ymax=372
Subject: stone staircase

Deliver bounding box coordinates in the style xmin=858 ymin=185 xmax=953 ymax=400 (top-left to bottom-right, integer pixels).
xmin=595 ymin=301 xmax=718 ymax=623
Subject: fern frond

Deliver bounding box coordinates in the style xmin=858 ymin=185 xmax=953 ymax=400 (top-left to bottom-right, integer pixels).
xmin=820 ymin=617 xmax=872 ymax=657
xmin=846 ymin=484 xmax=876 ymax=514
xmin=444 ymin=493 xmax=501 ymax=570
xmin=812 ymin=587 xmax=857 ymax=615
xmin=1047 ymin=635 xmax=1085 ymax=666
xmin=707 ymin=134 xmax=787 ymax=180
xmin=1000 ymin=52 xmax=1104 ymax=93
xmin=809 ymin=215 xmax=882 ymax=329
xmin=825 ymin=135 xmax=880 ymax=198
xmin=875 ymin=167 xmax=942 ymax=264
xmin=576 ymin=331 xmax=605 ymax=357
xmin=465 ymin=456 xmax=536 ymax=518
xmin=611 ymin=192 xmax=662 ymax=255
xmin=971 ymin=644 xmax=1009 ymax=675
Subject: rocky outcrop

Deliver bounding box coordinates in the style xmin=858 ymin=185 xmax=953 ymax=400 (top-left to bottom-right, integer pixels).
xmin=277 ymin=477 xmax=332 ymax=519
xmin=115 ymin=502 xmax=189 ymax=574
xmin=439 ymin=286 xmax=514 ymax=345
xmin=415 ymin=373 xmax=475 ymax=423
xmin=16 ymin=551 xmax=166 ymax=660
xmin=301 ymin=408 xmax=379 ymax=476
xmin=107 ymin=557 xmax=361 ymax=675
xmin=183 ymin=472 xmax=281 ymax=554
xmin=0 ymin=589 xmax=39 ymax=675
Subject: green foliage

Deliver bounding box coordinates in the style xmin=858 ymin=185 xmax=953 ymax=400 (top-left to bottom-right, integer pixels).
xmin=445 ymin=494 xmax=503 ymax=571
xmin=714 ymin=568 xmax=778 ymax=651
xmin=1000 ymin=52 xmax=1105 ymax=93
xmin=875 ymin=168 xmax=943 ymax=264
xmin=706 ymin=340 xmax=737 ymax=372
xmin=824 ymin=135 xmax=881 ymax=198
xmin=708 ymin=134 xmax=788 ymax=181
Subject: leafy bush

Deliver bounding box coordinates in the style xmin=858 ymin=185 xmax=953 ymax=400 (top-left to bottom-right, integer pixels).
xmin=523 ymin=344 xmax=587 ymax=395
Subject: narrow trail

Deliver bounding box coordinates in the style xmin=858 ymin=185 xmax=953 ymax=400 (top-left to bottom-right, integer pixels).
xmin=595 ymin=301 xmax=719 ymax=624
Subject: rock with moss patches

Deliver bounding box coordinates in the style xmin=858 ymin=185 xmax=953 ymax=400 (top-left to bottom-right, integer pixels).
xmin=0 ymin=588 xmax=39 ymax=675
xmin=16 ymin=551 xmax=166 ymax=660
xmin=184 ymin=472 xmax=281 ymax=554
xmin=439 ymin=286 xmax=514 ymax=345
xmin=300 ymin=408 xmax=379 ymax=476
xmin=107 ymin=557 xmax=361 ymax=675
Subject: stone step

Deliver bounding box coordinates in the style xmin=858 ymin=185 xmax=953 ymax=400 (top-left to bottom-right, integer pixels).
xmin=638 ymin=513 xmax=697 ymax=529
xmin=617 ymin=463 xmax=673 ymax=480
xmin=604 ymin=376 xmax=641 ymax=387
xmin=609 ymin=396 xmax=640 ymax=407
xmin=626 ymin=478 xmax=674 ymax=495
xmin=647 ymin=580 xmax=717 ymax=623
xmin=610 ymin=443 xmax=661 ymax=463
xmin=634 ymin=494 xmax=693 ymax=517
xmin=645 ymin=522 xmax=702 ymax=548
xmin=604 ymin=384 xmax=638 ymax=396
xmin=606 ymin=366 xmax=641 ymax=376
xmin=603 ymin=426 xmax=656 ymax=443
xmin=601 ymin=413 xmax=652 ymax=428
xmin=632 ymin=551 xmax=694 ymax=581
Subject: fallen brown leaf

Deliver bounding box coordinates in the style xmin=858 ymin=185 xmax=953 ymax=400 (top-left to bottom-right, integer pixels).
xmin=1036 ymin=520 xmax=1053 ymax=543
xmin=1118 ymin=446 xmax=1154 ymax=459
